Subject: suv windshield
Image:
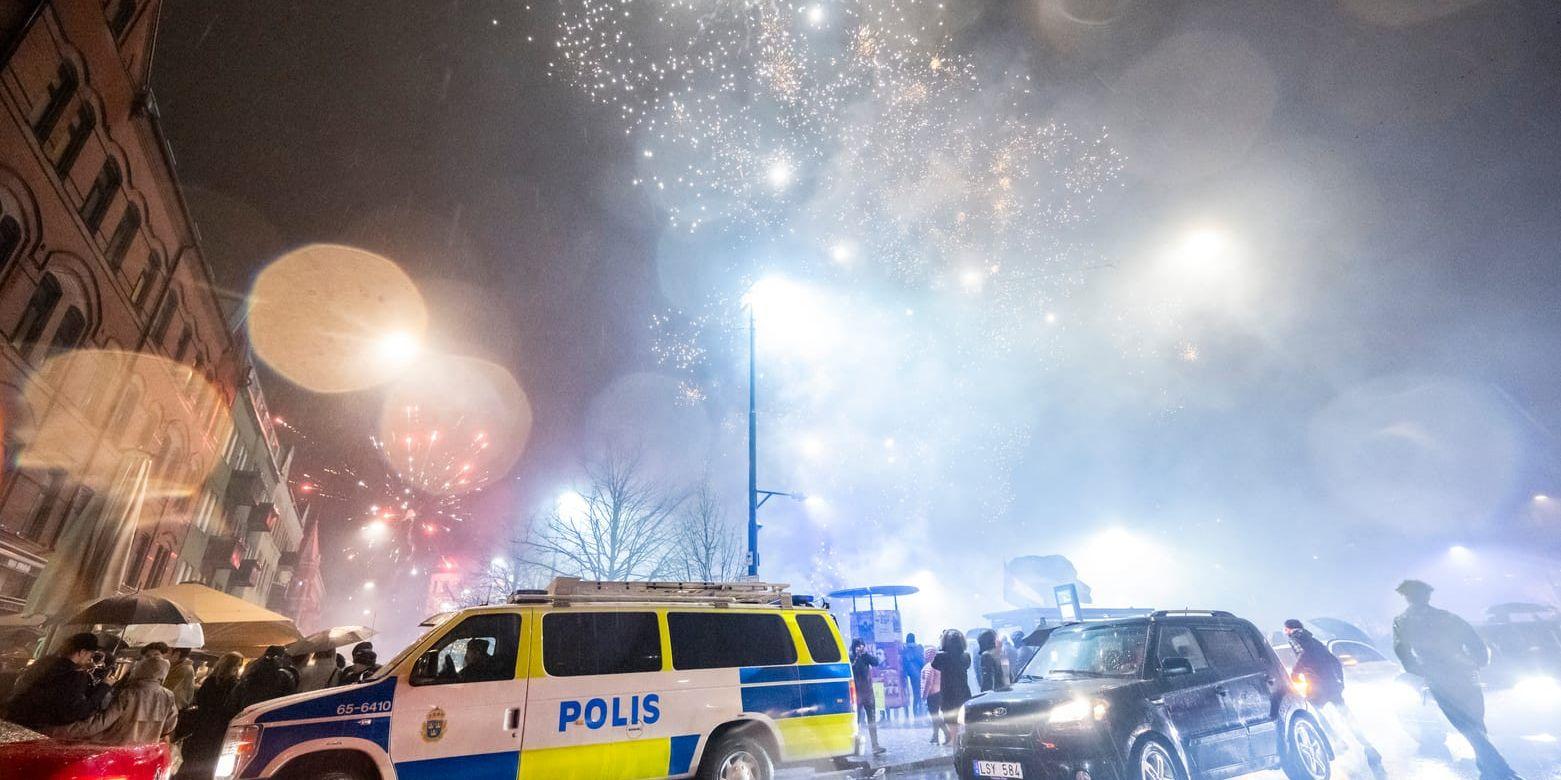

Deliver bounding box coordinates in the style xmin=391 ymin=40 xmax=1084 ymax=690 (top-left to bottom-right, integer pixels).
xmin=1019 ymin=622 xmax=1149 ymax=680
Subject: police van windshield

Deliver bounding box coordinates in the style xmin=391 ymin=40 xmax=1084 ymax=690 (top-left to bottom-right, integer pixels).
xmin=362 ymin=611 xmax=459 ymax=683
xmin=1019 ymin=622 xmax=1149 ymax=680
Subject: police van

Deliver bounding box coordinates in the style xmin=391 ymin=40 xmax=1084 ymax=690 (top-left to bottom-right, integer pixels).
xmin=215 ymin=578 xmax=856 ymax=780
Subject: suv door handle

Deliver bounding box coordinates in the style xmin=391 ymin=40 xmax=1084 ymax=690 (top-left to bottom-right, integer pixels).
xmin=1215 ymin=686 xmax=1229 ymax=697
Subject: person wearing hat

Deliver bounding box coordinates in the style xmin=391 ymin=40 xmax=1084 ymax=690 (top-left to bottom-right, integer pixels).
xmin=1284 ymin=619 xmax=1383 ymax=771
xmin=1 ymin=631 xmax=112 ymax=730
xmin=1392 ymin=579 xmax=1521 ymax=779
xmin=337 ymin=641 xmax=380 ymax=685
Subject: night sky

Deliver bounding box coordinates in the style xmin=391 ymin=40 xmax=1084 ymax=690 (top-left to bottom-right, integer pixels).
xmin=150 ymin=0 xmax=1561 ymax=631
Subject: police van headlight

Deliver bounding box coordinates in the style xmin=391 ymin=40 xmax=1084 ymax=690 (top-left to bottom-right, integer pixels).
xmin=214 ymin=724 xmax=261 ymax=779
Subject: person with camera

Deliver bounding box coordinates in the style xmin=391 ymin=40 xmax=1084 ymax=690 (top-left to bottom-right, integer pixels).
xmin=2 ymin=632 xmax=113 ymax=731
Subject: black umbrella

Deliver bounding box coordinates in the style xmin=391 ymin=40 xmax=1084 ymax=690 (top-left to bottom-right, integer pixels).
xmin=58 ymin=593 xmax=197 ymax=627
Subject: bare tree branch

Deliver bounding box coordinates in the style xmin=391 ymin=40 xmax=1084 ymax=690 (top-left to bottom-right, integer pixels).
xmin=664 ymin=479 xmax=743 ymax=582
xmin=517 ymin=449 xmax=684 ymax=582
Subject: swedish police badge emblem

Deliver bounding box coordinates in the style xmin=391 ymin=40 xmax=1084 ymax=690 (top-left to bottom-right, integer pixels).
xmin=422 ymin=707 xmax=447 ymax=742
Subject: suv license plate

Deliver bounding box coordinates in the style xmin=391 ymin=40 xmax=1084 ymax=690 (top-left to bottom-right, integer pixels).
xmin=974 ymin=760 xmax=1024 ymax=778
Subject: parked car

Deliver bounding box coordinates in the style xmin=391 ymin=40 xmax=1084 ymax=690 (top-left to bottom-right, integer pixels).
xmin=957 ymin=610 xmax=1332 ymax=780
xmin=0 ymin=718 xmax=172 ymax=780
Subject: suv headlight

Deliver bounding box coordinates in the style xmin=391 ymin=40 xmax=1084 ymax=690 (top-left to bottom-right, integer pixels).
xmin=956 ymin=705 xmax=967 ymax=725
xmin=1047 ymin=697 xmax=1108 ymax=724
xmin=214 ymin=724 xmax=261 ymax=779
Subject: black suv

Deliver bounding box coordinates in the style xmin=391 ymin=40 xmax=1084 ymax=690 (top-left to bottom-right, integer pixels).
xmin=956 ymin=611 xmax=1332 ymax=780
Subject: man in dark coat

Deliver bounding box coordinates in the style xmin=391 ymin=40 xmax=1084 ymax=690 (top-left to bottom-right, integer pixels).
xmin=1284 ymin=619 xmax=1382 ymax=769
xmin=229 ymin=645 xmax=298 ymax=712
xmin=1392 ymin=580 xmax=1522 ymax=779
xmin=337 ymin=641 xmax=380 ymax=685
xmin=3 ymin=632 xmax=111 ymax=730
xmin=850 ymin=639 xmax=885 ymax=755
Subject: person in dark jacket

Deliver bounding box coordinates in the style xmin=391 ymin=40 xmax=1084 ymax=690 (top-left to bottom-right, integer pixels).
xmin=1393 ymin=580 xmax=1523 ymax=779
xmin=850 ymin=639 xmax=886 ymax=755
xmin=977 ymin=630 xmax=1010 ymax=693
xmin=930 ymin=630 xmax=972 ymax=745
xmin=337 ymin=642 xmax=380 ymax=685
xmin=1284 ymin=620 xmax=1382 ymax=770
xmin=3 ymin=632 xmax=111 ymax=730
xmin=176 ymin=651 xmax=244 ymax=780
xmin=229 ymin=645 xmax=298 ymax=712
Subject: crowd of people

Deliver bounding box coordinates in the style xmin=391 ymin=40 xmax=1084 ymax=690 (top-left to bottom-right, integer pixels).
xmin=0 ymin=637 xmax=380 ymax=777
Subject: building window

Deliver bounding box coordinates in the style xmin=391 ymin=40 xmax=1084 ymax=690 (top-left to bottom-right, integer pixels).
xmin=23 ymin=469 xmax=65 ymax=540
xmin=130 ymin=251 xmax=160 ymax=310
xmin=108 ymin=383 xmax=141 ymax=441
xmin=144 ymin=544 xmax=172 ymax=587
xmin=33 ymin=61 xmax=78 ymax=143
xmin=172 ymin=326 xmax=191 ymax=361
xmin=45 ymin=306 xmax=86 ymax=359
xmin=105 ymin=204 xmax=139 ymax=270
xmin=125 ymin=532 xmax=151 ymax=586
xmin=55 ymin=104 xmax=95 ymax=178
xmin=53 ymin=486 xmax=94 ymax=548
xmin=79 ymin=160 xmax=121 ymax=233
xmin=0 ymin=215 xmax=21 ymax=274
xmin=12 ymin=273 xmax=62 ymax=351
xmin=150 ymin=292 xmax=177 ymax=343
xmin=107 ymin=0 xmax=136 ymax=39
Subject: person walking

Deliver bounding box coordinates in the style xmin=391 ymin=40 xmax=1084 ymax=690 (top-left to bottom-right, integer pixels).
xmin=1393 ymin=579 xmax=1523 ymax=780
xmin=921 ymin=646 xmax=948 ymax=744
xmin=3 ymin=632 xmax=112 ymax=730
xmin=51 ymin=656 xmax=178 ymax=746
xmin=931 ymin=630 xmax=972 ymax=745
xmin=229 ymin=645 xmax=298 ymax=712
xmin=176 ymin=652 xmax=244 ymax=780
xmin=850 ymin=639 xmax=886 ymax=756
xmin=164 ymin=648 xmax=197 ymax=710
xmin=902 ymin=633 xmax=926 ymax=718
xmin=337 ymin=642 xmax=380 ymax=685
xmin=1284 ymin=619 xmax=1383 ymax=771
xmin=977 ymin=630 xmax=1010 ymax=692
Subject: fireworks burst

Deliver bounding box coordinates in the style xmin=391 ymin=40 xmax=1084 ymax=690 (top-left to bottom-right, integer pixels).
xmin=534 ymin=0 xmax=1127 ymax=588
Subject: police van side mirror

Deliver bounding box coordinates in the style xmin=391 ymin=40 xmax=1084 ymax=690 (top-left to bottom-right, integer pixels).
xmin=411 ymin=650 xmax=439 ymax=683
xmin=1159 ymin=657 xmax=1195 ymax=677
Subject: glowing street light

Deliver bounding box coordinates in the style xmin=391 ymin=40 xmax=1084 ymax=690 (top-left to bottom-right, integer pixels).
xmin=1448 ymin=545 xmax=1474 ymax=563
xmin=376 ymin=330 xmax=422 ymax=366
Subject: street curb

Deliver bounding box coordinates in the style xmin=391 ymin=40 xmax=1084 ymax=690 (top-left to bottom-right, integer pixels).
xmin=809 ymin=753 xmax=955 ymax=778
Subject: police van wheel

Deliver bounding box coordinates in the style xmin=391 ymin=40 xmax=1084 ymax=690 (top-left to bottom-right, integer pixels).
xmin=697 ymin=731 xmax=774 ymax=780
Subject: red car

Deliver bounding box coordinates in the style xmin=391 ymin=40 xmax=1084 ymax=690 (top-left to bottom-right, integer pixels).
xmin=0 ymin=719 xmax=173 ymax=780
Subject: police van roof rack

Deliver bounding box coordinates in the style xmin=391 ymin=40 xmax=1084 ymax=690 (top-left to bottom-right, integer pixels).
xmin=509 ymin=577 xmax=795 ymax=607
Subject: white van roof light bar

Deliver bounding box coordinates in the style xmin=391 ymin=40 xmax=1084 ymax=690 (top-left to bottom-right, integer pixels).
xmin=540 ymin=577 xmax=794 ymax=607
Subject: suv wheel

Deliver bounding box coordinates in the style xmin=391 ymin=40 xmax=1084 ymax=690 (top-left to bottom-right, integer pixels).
xmin=1132 ymin=737 xmax=1185 ymax=780
xmin=1282 ymin=715 xmax=1332 ymax=780
xmin=697 ymin=730 xmax=774 ymax=780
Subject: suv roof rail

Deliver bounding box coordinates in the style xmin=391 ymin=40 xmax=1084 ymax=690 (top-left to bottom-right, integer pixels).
xmin=1150 ymin=609 xmax=1235 ymax=618
xmin=507 ymin=577 xmax=795 ymax=607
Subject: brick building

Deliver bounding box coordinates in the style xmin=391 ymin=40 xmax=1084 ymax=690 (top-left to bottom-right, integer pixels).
xmin=0 ymin=1 xmax=318 ymax=625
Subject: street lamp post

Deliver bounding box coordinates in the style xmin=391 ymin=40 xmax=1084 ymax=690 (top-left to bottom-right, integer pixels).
xmin=746 ymin=299 xmax=800 ymax=579
xmin=748 ymin=308 xmax=759 ymax=578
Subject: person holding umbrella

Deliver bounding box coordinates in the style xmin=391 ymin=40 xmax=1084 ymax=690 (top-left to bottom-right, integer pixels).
xmin=2 ymin=632 xmax=112 ymax=730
